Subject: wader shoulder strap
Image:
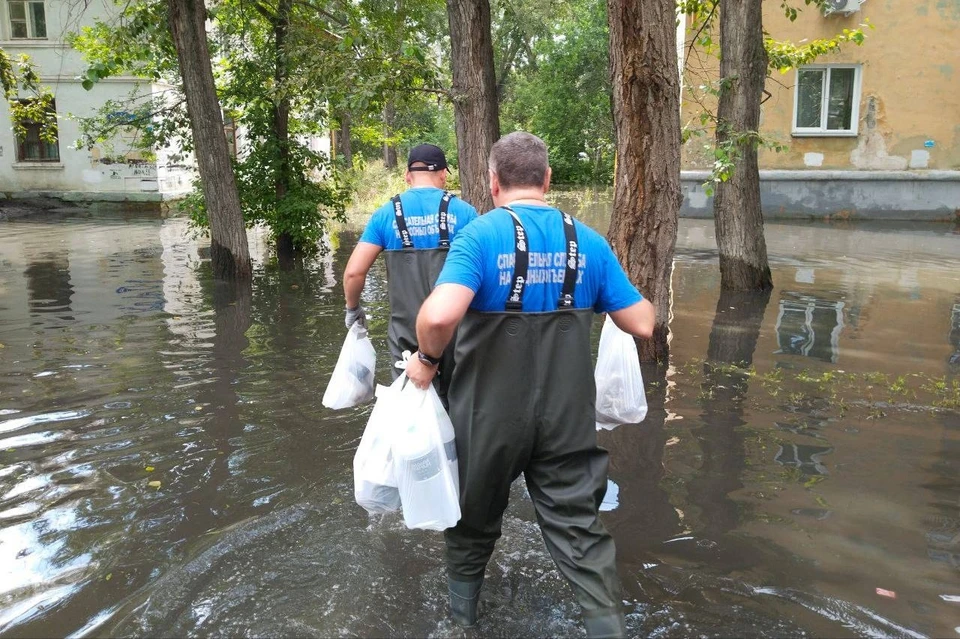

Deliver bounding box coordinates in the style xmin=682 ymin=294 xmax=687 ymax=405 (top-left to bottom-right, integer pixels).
xmin=390 ymin=194 xmax=414 ymax=249
xmin=503 ymin=206 xmax=528 ymax=312
xmin=392 ymin=192 xmax=453 ymax=249
xmin=558 ymin=211 xmax=578 ymax=308
xmin=438 ymin=191 xmax=452 ymax=248
xmin=501 ymin=206 xmax=580 ymax=312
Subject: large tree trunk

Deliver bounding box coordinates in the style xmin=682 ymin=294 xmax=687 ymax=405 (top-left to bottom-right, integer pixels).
xmin=606 ymin=0 xmax=682 ymax=363
xmin=714 ymin=0 xmax=773 ymax=291
xmin=382 ymin=101 xmax=398 ymax=169
xmin=446 ymin=0 xmax=499 ymax=213
xmin=167 ymin=0 xmax=251 ymax=280
xmin=274 ymin=0 xmax=295 ymax=262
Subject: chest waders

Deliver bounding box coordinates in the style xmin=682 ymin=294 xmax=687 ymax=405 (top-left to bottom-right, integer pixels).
xmin=444 ymin=209 xmax=625 ymax=638
xmin=382 ymin=192 xmax=455 ymax=402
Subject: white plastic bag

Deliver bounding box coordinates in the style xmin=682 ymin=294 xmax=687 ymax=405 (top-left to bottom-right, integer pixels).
xmin=595 ymin=315 xmax=647 ymax=430
xmin=322 ymin=324 xmax=376 ymax=409
xmin=353 ymin=380 xmax=403 ymax=515
xmin=390 ymin=376 xmax=461 ymax=531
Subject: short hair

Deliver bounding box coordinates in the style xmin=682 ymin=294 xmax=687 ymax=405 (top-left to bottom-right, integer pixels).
xmin=488 ymin=131 xmax=549 ymax=190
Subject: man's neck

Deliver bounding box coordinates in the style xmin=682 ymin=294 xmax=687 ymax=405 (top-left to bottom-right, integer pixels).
xmin=497 ymin=187 xmax=548 ymax=207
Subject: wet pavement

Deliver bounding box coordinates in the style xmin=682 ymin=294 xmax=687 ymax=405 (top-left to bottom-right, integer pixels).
xmin=0 ymin=198 xmax=958 ymax=637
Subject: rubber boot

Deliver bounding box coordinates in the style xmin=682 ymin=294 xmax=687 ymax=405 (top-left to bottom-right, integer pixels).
xmin=448 ymin=576 xmax=483 ymax=628
xmin=583 ymin=609 xmax=626 ymax=639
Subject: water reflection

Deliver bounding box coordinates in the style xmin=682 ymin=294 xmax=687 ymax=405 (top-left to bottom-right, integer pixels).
xmin=24 ymin=256 xmax=73 ymax=321
xmin=689 ymin=290 xmax=771 ymax=537
xmin=774 ymin=295 xmax=844 ymax=363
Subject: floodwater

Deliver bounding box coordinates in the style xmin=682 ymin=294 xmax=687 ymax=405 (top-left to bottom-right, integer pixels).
xmin=0 ymin=195 xmax=958 ymax=638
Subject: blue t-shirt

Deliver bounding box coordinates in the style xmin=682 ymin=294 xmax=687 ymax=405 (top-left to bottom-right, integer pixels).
xmin=359 ymin=187 xmax=479 ymax=250
xmin=435 ymin=203 xmax=643 ymax=313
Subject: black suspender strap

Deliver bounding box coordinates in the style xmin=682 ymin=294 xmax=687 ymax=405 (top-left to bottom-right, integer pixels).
xmin=438 ymin=191 xmax=452 ymax=248
xmin=392 ymin=192 xmax=453 ymax=249
xmin=558 ymin=211 xmax=578 ymax=308
xmin=502 ymin=205 xmax=579 ymax=312
xmin=503 ymin=206 xmax=527 ymax=311
xmin=390 ymin=194 xmax=414 ymax=249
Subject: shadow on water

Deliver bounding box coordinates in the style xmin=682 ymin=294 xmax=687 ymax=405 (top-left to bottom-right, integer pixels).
xmin=0 ymin=211 xmax=958 ymax=637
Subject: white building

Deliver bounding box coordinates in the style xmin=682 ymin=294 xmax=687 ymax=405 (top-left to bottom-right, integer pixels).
xmin=0 ymin=0 xmax=193 ymax=202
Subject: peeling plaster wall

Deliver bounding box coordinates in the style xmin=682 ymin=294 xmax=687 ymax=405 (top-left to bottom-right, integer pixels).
xmin=682 ymin=0 xmax=960 ymax=172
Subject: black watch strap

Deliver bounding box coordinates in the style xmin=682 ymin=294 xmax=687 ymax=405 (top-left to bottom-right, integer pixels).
xmin=417 ymin=350 xmax=441 ymax=366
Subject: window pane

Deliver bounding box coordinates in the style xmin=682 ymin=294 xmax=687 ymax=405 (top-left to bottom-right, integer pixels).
xmin=11 ymin=19 xmax=28 ymax=37
xmin=796 ymin=69 xmax=824 ymax=128
xmin=826 ymin=68 xmax=855 ymax=131
xmin=8 ymin=1 xmax=26 ymax=20
xmin=29 ymin=1 xmax=45 ymax=37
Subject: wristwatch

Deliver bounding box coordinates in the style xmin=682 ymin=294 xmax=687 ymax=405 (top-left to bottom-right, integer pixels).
xmin=417 ymin=350 xmax=441 ymax=367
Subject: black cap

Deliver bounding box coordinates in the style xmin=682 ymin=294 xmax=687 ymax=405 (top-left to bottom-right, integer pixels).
xmin=407 ymin=144 xmax=447 ymax=172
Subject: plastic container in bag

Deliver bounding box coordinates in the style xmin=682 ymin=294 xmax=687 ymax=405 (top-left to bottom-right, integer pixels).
xmin=353 ymin=381 xmax=402 ymax=515
xmin=391 ymin=379 xmax=461 ymax=531
xmin=595 ymin=315 xmax=647 ymax=430
xmin=322 ymin=324 xmax=376 ymax=410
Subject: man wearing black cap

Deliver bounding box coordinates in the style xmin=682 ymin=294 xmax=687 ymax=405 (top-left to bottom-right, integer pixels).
xmin=342 ymin=144 xmax=478 ymax=398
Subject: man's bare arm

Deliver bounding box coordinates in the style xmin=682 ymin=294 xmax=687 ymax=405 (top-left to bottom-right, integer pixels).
xmin=609 ymin=298 xmax=656 ymax=339
xmin=343 ymin=242 xmax=382 ymax=308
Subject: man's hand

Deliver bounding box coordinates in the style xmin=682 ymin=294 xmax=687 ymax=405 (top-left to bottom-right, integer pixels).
xmin=406 ymin=357 xmax=437 ymax=390
xmin=345 ymin=305 xmax=367 ymax=329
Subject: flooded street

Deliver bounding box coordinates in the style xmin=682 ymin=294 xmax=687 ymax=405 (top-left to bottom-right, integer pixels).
xmin=1 ymin=197 xmax=958 ymax=637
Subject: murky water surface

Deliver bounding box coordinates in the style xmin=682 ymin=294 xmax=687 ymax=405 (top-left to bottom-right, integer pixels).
xmin=1 ymin=195 xmax=958 ymax=638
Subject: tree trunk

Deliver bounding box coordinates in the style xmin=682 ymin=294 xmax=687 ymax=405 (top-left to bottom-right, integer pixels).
xmin=340 ymin=110 xmax=353 ymax=168
xmin=714 ymin=0 xmax=773 ymax=291
xmin=606 ymin=0 xmax=682 ymax=363
xmin=382 ymin=101 xmax=397 ymax=169
xmin=274 ymin=0 xmax=294 ymax=262
xmin=446 ymin=0 xmax=499 ymax=213
xmin=167 ymin=0 xmax=251 ymax=280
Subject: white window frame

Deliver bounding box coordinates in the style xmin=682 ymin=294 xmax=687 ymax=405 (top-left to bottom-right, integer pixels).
xmin=792 ymin=64 xmax=862 ymax=137
xmin=6 ymin=0 xmax=46 ymax=39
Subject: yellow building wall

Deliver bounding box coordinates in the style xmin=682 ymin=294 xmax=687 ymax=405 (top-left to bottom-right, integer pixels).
xmin=681 ymin=1 xmax=960 ymax=171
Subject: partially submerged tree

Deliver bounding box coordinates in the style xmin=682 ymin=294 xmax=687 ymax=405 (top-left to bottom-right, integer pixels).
xmin=682 ymin=0 xmax=869 ymax=291
xmin=714 ymin=0 xmax=771 ymax=290
xmin=606 ymin=0 xmax=683 ymax=362
xmin=446 ymin=0 xmax=500 ymax=212
xmin=167 ymin=0 xmax=251 ymax=280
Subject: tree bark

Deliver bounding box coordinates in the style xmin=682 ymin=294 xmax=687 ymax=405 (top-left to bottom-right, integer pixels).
xmin=382 ymin=101 xmax=397 ymax=169
xmin=339 ymin=110 xmax=353 ymax=168
xmin=446 ymin=0 xmax=499 ymax=213
xmin=274 ymin=0 xmax=294 ymax=262
xmin=714 ymin=0 xmax=773 ymax=291
xmin=606 ymin=0 xmax=682 ymax=363
xmin=167 ymin=0 xmax=251 ymax=280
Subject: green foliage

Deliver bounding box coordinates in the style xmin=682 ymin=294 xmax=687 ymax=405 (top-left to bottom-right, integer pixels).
xmin=500 ymin=0 xmax=613 ymax=185
xmin=71 ymin=0 xmax=447 ymax=254
xmin=766 ymin=24 xmax=871 ymax=73
xmin=1 ymin=48 xmax=56 ymax=142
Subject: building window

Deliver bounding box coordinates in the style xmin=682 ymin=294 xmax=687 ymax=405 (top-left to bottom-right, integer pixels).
xmin=8 ymin=0 xmax=46 ymax=38
xmin=16 ymin=100 xmax=60 ymax=162
xmin=792 ymin=65 xmax=861 ymax=137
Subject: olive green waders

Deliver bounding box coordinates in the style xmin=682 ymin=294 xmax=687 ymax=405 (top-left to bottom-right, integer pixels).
xmin=381 ymin=192 xmax=456 ymax=402
xmin=444 ymin=208 xmax=625 ymax=638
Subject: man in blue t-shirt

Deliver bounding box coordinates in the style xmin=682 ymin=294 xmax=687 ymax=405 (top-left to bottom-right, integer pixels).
xmin=343 ymin=144 xmax=478 ymax=396
xmin=406 ymin=132 xmax=654 ymax=638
